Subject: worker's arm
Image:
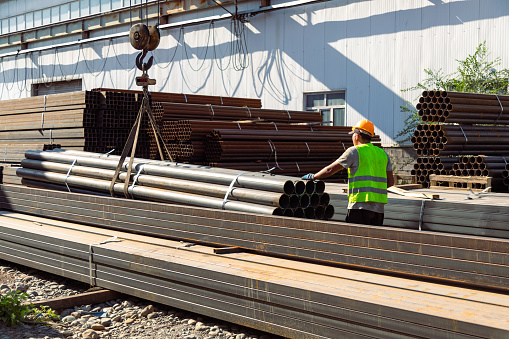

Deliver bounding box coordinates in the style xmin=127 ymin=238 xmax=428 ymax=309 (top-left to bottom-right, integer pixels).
xmin=386 ymin=170 xmax=394 ymax=188
xmin=314 ymin=161 xmax=344 ymax=180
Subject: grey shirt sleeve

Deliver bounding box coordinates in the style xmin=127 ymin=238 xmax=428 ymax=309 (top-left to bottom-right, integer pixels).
xmin=336 ymin=146 xmax=359 ymax=176
xmin=386 ymin=152 xmax=393 ymax=172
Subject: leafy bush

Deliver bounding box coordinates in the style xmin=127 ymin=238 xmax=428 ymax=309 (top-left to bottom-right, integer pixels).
xmin=0 ymin=291 xmax=32 ymax=326
xmin=397 ymin=41 xmax=509 ymax=143
xmin=0 ymin=291 xmax=60 ymax=326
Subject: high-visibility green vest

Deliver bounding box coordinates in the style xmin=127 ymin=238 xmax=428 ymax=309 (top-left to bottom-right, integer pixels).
xmin=348 ymin=143 xmax=388 ymax=204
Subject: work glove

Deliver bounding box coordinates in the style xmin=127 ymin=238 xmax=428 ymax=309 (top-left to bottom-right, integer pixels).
xmin=301 ymin=173 xmax=315 ymax=180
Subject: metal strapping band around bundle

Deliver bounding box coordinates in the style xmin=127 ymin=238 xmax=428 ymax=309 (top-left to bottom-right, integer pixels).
xmin=220 ymin=96 xmax=223 ymax=105
xmin=458 ymin=125 xmax=468 ymax=155
xmin=89 ymin=236 xmax=118 ymax=286
xmin=64 ymin=159 xmax=78 ymax=192
xmin=494 ymin=94 xmax=504 ymax=123
xmin=305 ymin=142 xmax=310 ymax=158
xmin=295 ymin=162 xmax=300 ymax=173
xmin=341 ymin=141 xmax=346 ymax=151
xmin=129 ymin=164 xmax=146 ymax=199
xmin=222 ymin=173 xmax=245 ymax=209
xmin=268 ymin=140 xmax=283 ymax=169
xmin=272 ymin=122 xmax=278 ymax=131
xmin=286 ymin=110 xmax=291 ymax=119
xmin=236 ymin=122 xmax=242 ymax=130
xmin=184 ymin=94 xmax=187 ymax=102
xmin=418 ymin=200 xmax=426 ymax=231
xmin=41 ymin=95 xmax=46 ymax=128
xmin=246 ymin=106 xmax=252 ymax=118
xmin=209 ymin=104 xmax=215 ymax=118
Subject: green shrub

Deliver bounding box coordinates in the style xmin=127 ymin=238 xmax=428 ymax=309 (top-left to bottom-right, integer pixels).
xmin=0 ymin=291 xmax=32 ymax=326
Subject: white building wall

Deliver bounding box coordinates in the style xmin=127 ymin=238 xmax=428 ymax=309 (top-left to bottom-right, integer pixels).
xmin=0 ymin=0 xmax=508 ymax=145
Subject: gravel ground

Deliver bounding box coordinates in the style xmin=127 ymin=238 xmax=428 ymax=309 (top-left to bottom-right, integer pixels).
xmin=0 ymin=260 xmax=284 ymax=339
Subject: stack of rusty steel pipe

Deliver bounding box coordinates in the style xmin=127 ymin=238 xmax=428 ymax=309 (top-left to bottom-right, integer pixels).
xmin=417 ymin=90 xmax=509 ymax=124
xmin=411 ymin=91 xmax=509 ymax=190
xmin=160 ymin=119 xmax=363 ymax=180
xmin=411 ymin=124 xmax=509 ymax=157
xmin=410 ymin=157 xmax=460 ymax=188
xmin=93 ymin=88 xmax=262 ymax=108
xmin=160 ymin=102 xmax=323 ymax=123
xmin=203 ymin=127 xmax=381 ymax=174
xmin=16 ymin=149 xmax=335 ymax=220
xmin=445 ymin=156 xmax=509 ymax=190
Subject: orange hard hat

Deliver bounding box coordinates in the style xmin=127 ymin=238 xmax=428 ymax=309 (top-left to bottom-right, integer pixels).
xmin=349 ymin=119 xmax=374 ymax=137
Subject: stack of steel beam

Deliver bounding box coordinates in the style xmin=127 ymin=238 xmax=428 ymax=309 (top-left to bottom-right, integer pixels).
xmin=330 ymin=188 xmax=509 ymax=239
xmin=417 ymin=90 xmax=509 ymax=124
xmin=1 ymin=184 xmax=509 ymax=293
xmin=0 ymin=91 xmax=101 ymax=152
xmin=92 ymin=88 xmax=262 ymax=108
xmin=16 ymin=149 xmax=335 ymax=219
xmin=1 ymin=165 xmax=20 ymax=185
xmin=1 ymin=206 xmax=508 ymax=338
xmin=0 ymin=143 xmax=60 ymax=164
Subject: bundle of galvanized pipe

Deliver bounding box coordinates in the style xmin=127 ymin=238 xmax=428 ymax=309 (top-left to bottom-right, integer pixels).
xmin=93 ymin=88 xmax=262 ymax=108
xmin=160 ymin=102 xmax=322 ymax=123
xmin=17 ymin=149 xmax=334 ymax=219
xmin=417 ymin=90 xmax=509 ymax=124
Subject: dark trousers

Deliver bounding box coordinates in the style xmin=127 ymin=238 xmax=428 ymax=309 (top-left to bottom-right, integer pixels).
xmin=345 ymin=209 xmax=384 ymax=226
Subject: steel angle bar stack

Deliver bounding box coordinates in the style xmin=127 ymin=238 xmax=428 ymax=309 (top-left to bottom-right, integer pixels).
xmin=412 ymin=90 xmax=509 ymax=190
xmin=330 ymin=190 xmax=509 ymax=239
xmin=17 ymin=149 xmax=334 ymax=219
xmin=1 ymin=211 xmax=508 ymax=339
xmin=2 ymin=184 xmax=509 ymax=296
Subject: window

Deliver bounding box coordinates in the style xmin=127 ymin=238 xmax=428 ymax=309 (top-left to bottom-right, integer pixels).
xmin=71 ymin=2 xmax=80 ymax=19
xmin=26 ymin=12 xmax=34 ymax=29
xmin=60 ymin=4 xmax=70 ymax=21
xmin=305 ymin=91 xmax=346 ymax=126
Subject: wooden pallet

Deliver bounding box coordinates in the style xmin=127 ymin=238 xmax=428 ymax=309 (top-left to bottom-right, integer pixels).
xmin=429 ymin=174 xmax=492 ymax=192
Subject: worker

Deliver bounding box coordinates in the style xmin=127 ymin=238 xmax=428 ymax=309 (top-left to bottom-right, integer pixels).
xmin=302 ymin=119 xmax=394 ymax=226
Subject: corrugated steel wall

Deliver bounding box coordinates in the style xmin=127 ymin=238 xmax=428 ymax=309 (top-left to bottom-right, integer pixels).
xmin=0 ymin=0 xmax=508 ymax=145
